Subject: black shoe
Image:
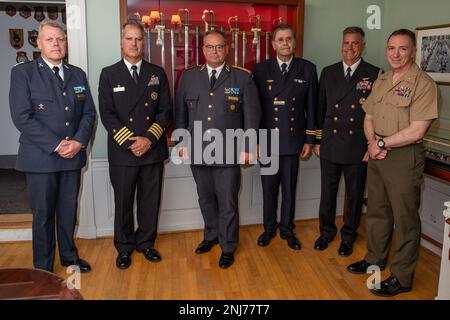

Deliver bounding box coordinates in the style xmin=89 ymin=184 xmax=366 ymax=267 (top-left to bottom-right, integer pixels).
xmin=257 ymin=232 xmax=276 ymax=247
xmin=61 ymin=258 xmax=91 ymax=273
xmin=116 ymin=252 xmax=132 ymax=269
xmin=219 ymin=252 xmax=234 ymax=269
xmin=141 ymin=248 xmax=162 ymax=263
xmin=280 ymin=233 xmax=301 ymax=250
xmin=195 ymin=239 xmax=219 ymax=254
xmin=347 ymin=260 xmax=385 ymax=274
xmin=314 ymin=236 xmax=329 ymax=251
xmin=338 ymin=241 xmax=353 ymax=257
xmin=370 ymin=275 xmax=412 ymax=297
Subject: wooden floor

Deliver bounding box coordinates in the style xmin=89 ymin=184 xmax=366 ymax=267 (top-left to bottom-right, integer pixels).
xmin=0 ymin=218 xmax=441 ymax=300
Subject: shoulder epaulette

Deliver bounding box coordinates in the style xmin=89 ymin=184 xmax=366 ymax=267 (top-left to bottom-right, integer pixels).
xmin=186 ymin=64 xmax=202 ymax=71
xmin=231 ymin=65 xmax=251 ymax=74
xmin=13 ymin=61 xmax=31 ymax=67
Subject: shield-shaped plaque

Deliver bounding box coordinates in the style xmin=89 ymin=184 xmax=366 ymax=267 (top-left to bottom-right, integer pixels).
xmin=19 ymin=6 xmax=31 ymax=19
xmin=16 ymin=51 xmax=29 ymax=64
xmin=34 ymin=6 xmax=45 ymax=22
xmin=47 ymin=6 xmax=58 ymax=20
xmin=9 ymin=29 xmax=24 ymax=49
xmin=33 ymin=51 xmax=42 ymax=60
xmin=61 ymin=8 xmax=66 ymax=25
xmin=28 ymin=30 xmax=39 ymax=48
xmin=5 ymin=5 xmax=17 ymax=17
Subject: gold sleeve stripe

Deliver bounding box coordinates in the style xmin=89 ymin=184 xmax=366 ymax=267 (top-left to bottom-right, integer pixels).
xmin=306 ymin=130 xmax=316 ymax=135
xmin=115 ymin=129 xmax=132 ymax=144
xmin=117 ymin=131 xmax=134 ymax=146
xmin=113 ymin=127 xmax=128 ymax=140
xmin=148 ymin=127 xmax=162 ymax=139
xmin=152 ymin=123 xmax=164 ymax=136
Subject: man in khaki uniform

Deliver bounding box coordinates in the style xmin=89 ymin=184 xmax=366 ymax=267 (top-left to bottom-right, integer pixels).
xmin=347 ymin=29 xmax=439 ymax=297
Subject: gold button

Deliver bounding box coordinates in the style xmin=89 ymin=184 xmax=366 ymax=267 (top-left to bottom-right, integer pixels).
xmin=129 ymin=118 xmax=133 ymax=122
xmin=349 ymin=130 xmax=353 ymax=135
xmin=274 ymin=107 xmax=279 ymax=112
xmin=113 ymin=129 xmax=117 ymax=133
xmin=145 ymin=103 xmax=148 ymax=107
xmin=65 ymin=122 xmax=69 ymax=127
xmin=209 ymin=92 xmax=214 ymax=96
xmin=207 ymin=117 xmax=212 ymax=121
xmin=63 ymin=92 xmax=66 ymax=96
xmin=274 ymin=97 xmax=278 ymax=101
xmin=334 ymin=117 xmax=338 ymax=121
xmin=208 ymin=104 xmax=213 ymax=109
xmin=351 ymin=105 xmax=356 ymax=109
xmin=65 ymin=136 xmax=70 ymax=140
xmin=290 ymin=128 xmax=294 ymax=132
xmin=350 ymin=118 xmax=354 ymax=122
xmin=274 ymin=127 xmax=279 ymax=130
xmin=65 ymin=106 xmax=69 ymax=111
xmin=290 ymin=117 xmax=295 ymax=121
xmin=292 ymin=97 xmax=296 ymax=101
xmin=146 ymin=116 xmax=150 ymax=120
xmin=333 ymin=129 xmax=337 ymax=134
xmin=274 ymin=117 xmax=279 ymax=122
xmin=230 ymin=104 xmax=236 ymax=111
xmin=335 ymin=104 xmax=339 ymax=108
xmin=291 ymin=107 xmax=295 ymax=111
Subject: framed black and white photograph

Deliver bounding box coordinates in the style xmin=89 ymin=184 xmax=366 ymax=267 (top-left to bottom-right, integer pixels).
xmin=416 ymin=24 xmax=450 ymax=85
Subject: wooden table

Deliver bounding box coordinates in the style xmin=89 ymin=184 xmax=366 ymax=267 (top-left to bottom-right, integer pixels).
xmin=0 ymin=268 xmax=83 ymax=300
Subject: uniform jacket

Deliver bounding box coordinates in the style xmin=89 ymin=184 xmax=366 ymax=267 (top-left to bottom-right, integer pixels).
xmin=174 ymin=63 xmax=261 ymax=166
xmin=99 ymin=59 xmax=171 ymax=166
xmin=316 ymin=60 xmax=380 ymax=164
xmin=9 ymin=57 xmax=96 ymax=172
xmin=252 ymin=57 xmax=318 ymax=156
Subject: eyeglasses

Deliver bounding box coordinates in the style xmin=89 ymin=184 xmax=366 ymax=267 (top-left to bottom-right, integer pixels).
xmin=204 ymin=44 xmax=226 ymax=51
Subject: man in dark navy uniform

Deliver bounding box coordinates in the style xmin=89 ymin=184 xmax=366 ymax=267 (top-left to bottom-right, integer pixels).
xmin=9 ymin=21 xmax=96 ymax=273
xmin=174 ymin=29 xmax=261 ymax=269
xmin=252 ymin=24 xmax=318 ymax=250
xmin=314 ymin=27 xmax=380 ymax=256
xmin=99 ymin=21 xmax=172 ymax=269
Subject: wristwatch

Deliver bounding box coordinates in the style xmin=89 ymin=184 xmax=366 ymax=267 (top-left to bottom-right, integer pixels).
xmin=377 ymin=138 xmax=386 ymax=149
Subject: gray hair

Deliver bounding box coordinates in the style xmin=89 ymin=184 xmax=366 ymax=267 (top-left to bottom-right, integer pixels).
xmin=38 ymin=20 xmax=65 ymax=37
xmin=121 ymin=21 xmax=145 ymax=38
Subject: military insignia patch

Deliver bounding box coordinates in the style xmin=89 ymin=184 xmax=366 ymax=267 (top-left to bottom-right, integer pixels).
xmin=47 ymin=6 xmax=58 ymax=20
xmin=16 ymin=51 xmax=29 ymax=63
xmin=34 ymin=6 xmax=45 ymax=22
xmin=148 ymin=75 xmax=160 ymax=86
xmin=28 ymin=29 xmax=38 ymax=48
xmin=224 ymin=88 xmax=240 ymax=95
xmin=267 ymin=80 xmax=274 ymax=91
xmin=151 ymin=92 xmax=158 ymax=100
xmin=73 ymin=86 xmax=86 ymax=94
xmin=19 ymin=6 xmax=31 ymax=19
xmin=227 ymin=96 xmax=239 ymax=102
xmin=37 ymin=103 xmax=45 ymax=110
xmin=230 ymin=104 xmax=236 ymax=111
xmin=9 ymin=29 xmax=24 ymax=49
xmin=5 ymin=5 xmax=17 ymax=17
xmin=394 ymin=85 xmax=412 ymax=98
xmin=356 ymin=78 xmax=372 ymax=93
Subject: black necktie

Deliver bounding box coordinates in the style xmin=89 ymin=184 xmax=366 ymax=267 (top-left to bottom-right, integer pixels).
xmin=52 ymin=66 xmax=63 ymax=84
xmin=210 ymin=69 xmax=217 ymax=89
xmin=281 ymin=63 xmax=288 ymax=77
xmin=131 ymin=65 xmax=139 ymax=84
xmin=345 ymin=67 xmax=352 ymax=82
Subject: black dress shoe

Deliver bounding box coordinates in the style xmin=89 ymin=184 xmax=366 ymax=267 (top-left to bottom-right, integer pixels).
xmin=370 ymin=275 xmax=412 ymax=297
xmin=195 ymin=239 xmax=219 ymax=254
xmin=116 ymin=252 xmax=132 ymax=269
xmin=280 ymin=233 xmax=301 ymax=250
xmin=61 ymin=258 xmax=91 ymax=273
xmin=314 ymin=236 xmax=329 ymax=251
xmin=219 ymin=252 xmax=234 ymax=269
xmin=347 ymin=260 xmax=385 ymax=274
xmin=141 ymin=248 xmax=161 ymax=263
xmin=338 ymin=241 xmax=353 ymax=257
xmin=257 ymin=232 xmax=276 ymax=247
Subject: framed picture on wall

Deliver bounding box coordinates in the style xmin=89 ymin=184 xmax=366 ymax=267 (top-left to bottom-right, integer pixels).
xmin=416 ymin=24 xmax=450 ymax=85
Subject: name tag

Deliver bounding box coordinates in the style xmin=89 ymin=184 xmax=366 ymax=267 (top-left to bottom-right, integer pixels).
xmin=273 ymin=101 xmax=286 ymax=106
xmin=227 ymin=96 xmax=239 ymax=102
xmin=294 ymin=79 xmax=306 ymax=84
xmin=113 ymin=86 xmax=125 ymax=92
